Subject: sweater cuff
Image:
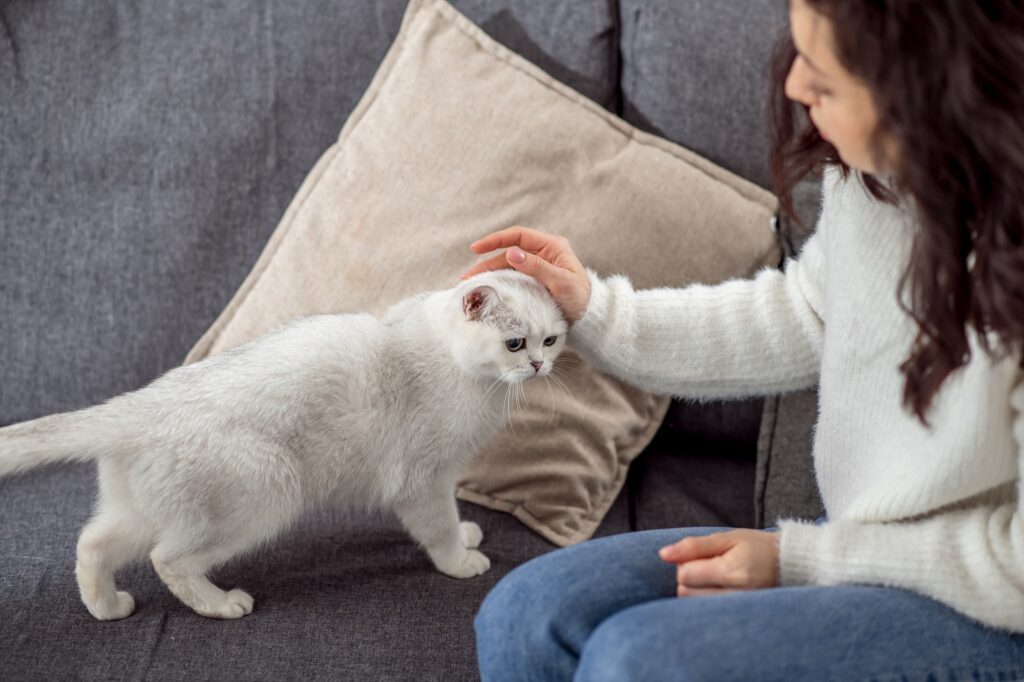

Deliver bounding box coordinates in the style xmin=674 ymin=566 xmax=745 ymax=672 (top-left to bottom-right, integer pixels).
xmin=777 ymin=519 xmax=830 ymax=586
xmin=567 ymin=268 xmax=617 ymax=361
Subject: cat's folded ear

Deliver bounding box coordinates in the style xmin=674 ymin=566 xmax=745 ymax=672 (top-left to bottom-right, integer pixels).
xmin=463 ymin=285 xmax=499 ymax=321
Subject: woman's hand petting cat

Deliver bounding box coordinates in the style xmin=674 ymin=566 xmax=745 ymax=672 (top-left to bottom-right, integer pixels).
xmin=658 ymin=529 xmax=780 ymax=597
xmin=461 ymin=226 xmax=592 ymax=325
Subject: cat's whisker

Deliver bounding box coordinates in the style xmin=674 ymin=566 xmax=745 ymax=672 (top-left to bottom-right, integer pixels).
xmin=552 ymin=365 xmax=581 ymax=387
xmin=551 ymin=361 xmax=578 ymax=378
xmin=516 ymin=378 xmax=524 ymax=410
xmin=552 ymin=355 xmax=583 ymax=370
xmin=504 ymin=382 xmax=519 ymax=441
xmin=543 ymin=377 xmax=557 ymax=425
xmin=503 ymin=383 xmax=509 ymax=426
xmin=546 ymin=378 xmax=573 ymax=420
xmin=517 ymin=380 xmax=528 ymax=424
xmin=482 ymin=375 xmax=505 ymax=402
xmin=547 ymin=370 xmax=575 ymax=400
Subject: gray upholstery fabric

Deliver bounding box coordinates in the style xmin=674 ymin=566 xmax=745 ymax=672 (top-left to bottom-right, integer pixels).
xmin=0 ymin=462 xmax=631 ymax=681
xmin=0 ymin=0 xmax=619 ymax=427
xmin=618 ymin=0 xmax=787 ymax=188
xmin=756 ymin=389 xmax=826 ymax=526
xmin=753 ymin=175 xmax=825 ymax=527
xmin=630 ymin=425 xmax=756 ymax=532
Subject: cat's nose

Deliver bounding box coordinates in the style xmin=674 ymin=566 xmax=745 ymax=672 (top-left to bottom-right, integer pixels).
xmin=531 ymin=361 xmax=543 ymax=372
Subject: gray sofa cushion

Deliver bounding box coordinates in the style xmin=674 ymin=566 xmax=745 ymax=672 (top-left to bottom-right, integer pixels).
xmin=756 ymin=389 xmax=826 ymax=527
xmin=0 ymin=462 xmax=631 ymax=681
xmin=618 ymin=0 xmax=787 ymax=188
xmin=0 ymin=0 xmax=618 ymax=428
xmin=629 ymin=425 xmax=757 ymax=532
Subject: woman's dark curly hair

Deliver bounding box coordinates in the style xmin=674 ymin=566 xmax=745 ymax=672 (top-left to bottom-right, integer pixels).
xmin=769 ymin=0 xmax=1024 ymax=426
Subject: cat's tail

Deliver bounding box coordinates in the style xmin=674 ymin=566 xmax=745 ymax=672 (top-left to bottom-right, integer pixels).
xmin=0 ymin=405 xmax=132 ymax=478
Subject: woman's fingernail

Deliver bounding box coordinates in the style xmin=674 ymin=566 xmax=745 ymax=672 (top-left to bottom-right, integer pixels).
xmin=508 ymin=247 xmax=526 ymax=264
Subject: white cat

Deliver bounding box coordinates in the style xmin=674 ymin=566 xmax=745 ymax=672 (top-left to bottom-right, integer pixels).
xmin=0 ymin=269 xmax=567 ymax=620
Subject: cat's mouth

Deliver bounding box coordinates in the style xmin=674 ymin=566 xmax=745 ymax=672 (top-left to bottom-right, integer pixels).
xmin=509 ymin=367 xmax=544 ymax=383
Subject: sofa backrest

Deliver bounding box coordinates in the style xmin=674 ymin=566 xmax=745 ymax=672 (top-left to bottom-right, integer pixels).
xmin=0 ymin=1 xmax=815 ymax=493
xmin=1 ymin=0 xmax=621 ymax=424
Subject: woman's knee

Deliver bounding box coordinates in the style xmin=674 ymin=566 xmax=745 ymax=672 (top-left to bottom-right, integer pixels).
xmin=474 ymin=561 xmax=533 ymax=638
xmin=475 ymin=552 xmax=584 ymax=681
xmin=474 ymin=546 xmax=582 ymax=638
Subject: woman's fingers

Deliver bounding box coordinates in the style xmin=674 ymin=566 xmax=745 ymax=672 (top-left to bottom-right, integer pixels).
xmin=663 ymin=530 xmax=780 ymax=596
xmin=462 ymin=247 xmax=566 ymax=292
xmin=463 ymin=226 xmax=591 ymax=324
xmin=675 ymin=557 xmax=738 ymax=589
xmin=469 ymin=225 xmax=561 ymax=255
xmin=677 ymin=586 xmax=739 ymax=598
xmin=659 ymin=532 xmax=735 ymax=564
xmin=505 ymin=247 xmax=567 ymax=288
xmin=459 ymin=246 xmax=549 ymax=280
xmin=460 ymin=253 xmax=513 ymax=280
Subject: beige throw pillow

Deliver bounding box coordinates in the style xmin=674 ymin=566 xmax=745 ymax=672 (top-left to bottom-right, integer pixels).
xmin=185 ymin=0 xmax=780 ymax=546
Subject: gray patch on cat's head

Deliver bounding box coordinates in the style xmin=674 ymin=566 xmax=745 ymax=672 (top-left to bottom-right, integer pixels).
xmin=451 ymin=270 xmax=569 ymax=384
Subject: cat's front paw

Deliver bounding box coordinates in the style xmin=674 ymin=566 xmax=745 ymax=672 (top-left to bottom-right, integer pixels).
xmin=459 ymin=521 xmax=483 ymax=549
xmin=196 ymin=589 xmax=255 ymax=619
xmin=437 ymin=549 xmax=491 ymax=579
xmin=87 ymin=590 xmax=136 ymax=621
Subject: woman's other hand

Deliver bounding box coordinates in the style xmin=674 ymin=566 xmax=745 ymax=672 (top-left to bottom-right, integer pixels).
xmin=658 ymin=529 xmax=781 ymax=597
xmin=461 ymin=226 xmax=592 ymax=324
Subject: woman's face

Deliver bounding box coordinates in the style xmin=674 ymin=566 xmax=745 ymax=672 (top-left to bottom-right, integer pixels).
xmin=785 ymin=0 xmax=894 ymax=174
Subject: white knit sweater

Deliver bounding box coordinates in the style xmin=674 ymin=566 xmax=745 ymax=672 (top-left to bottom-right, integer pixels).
xmin=568 ymin=164 xmax=1024 ymax=632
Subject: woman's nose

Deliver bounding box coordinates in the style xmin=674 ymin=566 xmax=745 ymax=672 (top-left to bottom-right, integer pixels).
xmin=784 ymin=59 xmax=812 ymax=105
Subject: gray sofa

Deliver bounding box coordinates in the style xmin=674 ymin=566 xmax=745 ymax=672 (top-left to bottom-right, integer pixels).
xmin=0 ymin=1 xmax=824 ymax=679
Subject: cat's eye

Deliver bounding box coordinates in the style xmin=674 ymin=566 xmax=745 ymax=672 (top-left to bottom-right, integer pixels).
xmin=543 ymin=336 xmax=557 ymax=347
xmin=505 ymin=338 xmax=525 ymax=352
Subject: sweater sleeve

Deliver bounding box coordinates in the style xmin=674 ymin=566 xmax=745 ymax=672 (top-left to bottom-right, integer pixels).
xmin=778 ymin=377 xmax=1024 ymax=632
xmin=566 ymin=228 xmax=826 ymax=401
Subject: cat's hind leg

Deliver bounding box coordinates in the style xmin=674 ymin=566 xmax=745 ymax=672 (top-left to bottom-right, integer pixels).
xmin=149 ymin=542 xmax=254 ymax=619
xmin=75 ymin=514 xmax=151 ymax=621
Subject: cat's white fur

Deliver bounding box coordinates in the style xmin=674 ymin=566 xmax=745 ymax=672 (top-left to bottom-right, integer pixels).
xmin=0 ymin=269 xmax=567 ymax=620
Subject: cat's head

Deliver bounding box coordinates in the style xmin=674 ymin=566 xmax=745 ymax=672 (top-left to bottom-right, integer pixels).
xmin=450 ymin=269 xmax=568 ymax=384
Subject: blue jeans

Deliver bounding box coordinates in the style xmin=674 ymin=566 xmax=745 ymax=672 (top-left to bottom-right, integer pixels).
xmin=474 ymin=527 xmax=1024 ymax=681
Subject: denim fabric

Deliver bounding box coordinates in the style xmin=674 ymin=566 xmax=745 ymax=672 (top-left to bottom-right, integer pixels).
xmin=475 ymin=527 xmax=1024 ymax=681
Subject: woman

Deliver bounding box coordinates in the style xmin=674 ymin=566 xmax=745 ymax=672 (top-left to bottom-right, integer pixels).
xmin=461 ymin=0 xmax=1024 ymax=679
